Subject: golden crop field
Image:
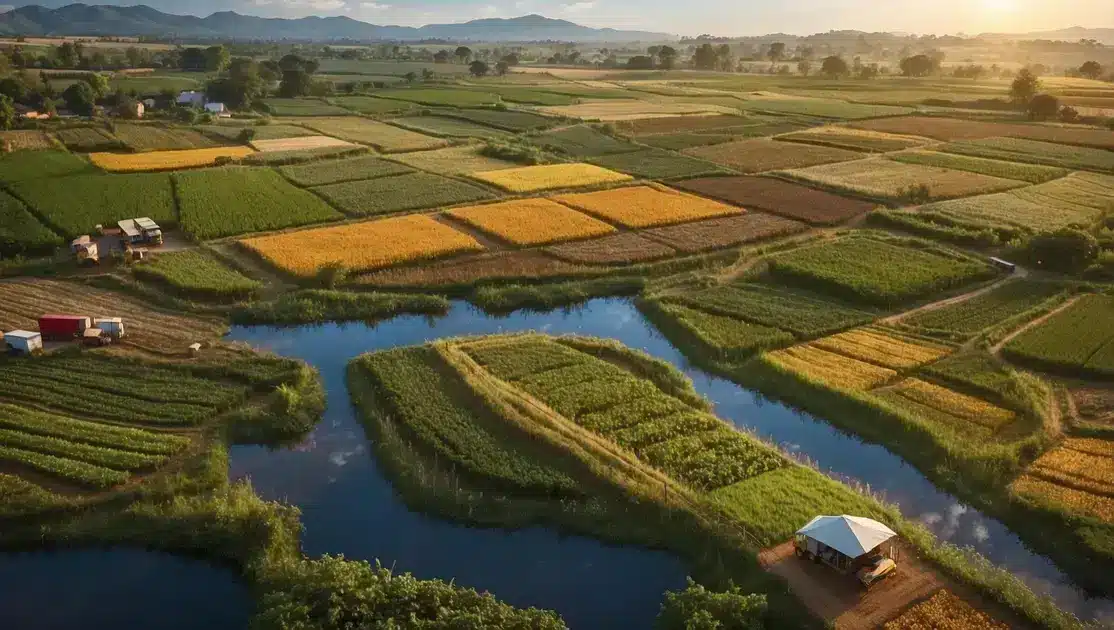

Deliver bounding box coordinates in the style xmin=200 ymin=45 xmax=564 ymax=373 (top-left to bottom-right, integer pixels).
xmin=1029 ymin=445 xmax=1114 ymax=496
xmin=446 ymin=198 xmax=616 ymax=246
xmin=89 ymin=147 xmax=255 ymax=172
xmin=766 ymin=345 xmax=897 ymax=390
xmin=811 ymin=328 xmax=949 ymax=370
xmin=470 ymin=163 xmax=632 ymax=193
xmin=1060 ymin=437 xmax=1114 ymax=458
xmin=889 ymin=379 xmax=1015 ymax=429
xmin=250 ymin=135 xmax=355 ymax=152
xmin=553 ymin=185 xmax=741 ymax=228
xmin=240 ymin=215 xmax=484 ymax=276
xmin=884 ymin=590 xmax=1007 ymax=630
xmin=1013 ymin=474 xmax=1114 ymax=523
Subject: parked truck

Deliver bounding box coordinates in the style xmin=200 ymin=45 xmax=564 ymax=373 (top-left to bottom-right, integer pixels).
xmin=70 ymin=236 xmax=99 ymax=265
xmin=38 ymin=314 xmax=91 ymax=340
xmin=118 ymin=218 xmax=163 ymax=247
xmin=93 ymin=317 xmax=125 ymax=339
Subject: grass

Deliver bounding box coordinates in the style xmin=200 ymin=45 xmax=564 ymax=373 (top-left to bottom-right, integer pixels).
xmin=902 ymin=280 xmax=1065 ymax=337
xmin=391 ymin=116 xmax=512 ymax=140
xmin=943 ymin=137 xmax=1114 ymax=174
xmin=891 ymin=150 xmax=1068 ymax=184
xmin=673 ymin=176 xmax=875 ymax=225
xmin=313 ymin=172 xmax=494 ymax=217
xmin=297 ymin=117 xmax=446 ymax=152
xmin=175 ymin=167 xmax=343 ymax=240
xmin=111 ymin=124 xmax=219 ymax=152
xmin=0 ymin=150 xmax=94 ymax=184
xmin=446 ymin=198 xmax=616 ymax=246
xmin=241 ymin=214 xmax=484 ymax=277
xmin=133 ymin=250 xmax=262 ymax=301
xmin=231 ymin=290 xmax=449 ymax=325
xmin=12 ymin=172 xmax=175 ymax=238
xmin=470 ymin=163 xmax=632 ymax=193
xmin=589 ymin=149 xmax=733 ymax=179
xmin=469 ymin=277 xmax=646 ymax=314
xmin=89 ymin=147 xmax=256 ymax=172
xmin=684 ymin=138 xmax=862 ymax=174
xmin=530 ymin=125 xmax=640 ymax=158
xmin=1002 ymin=294 xmax=1114 ymax=379
xmin=0 ymin=190 xmax=62 ymax=257
xmin=278 ymin=155 xmax=413 ymax=187
xmin=780 ymin=158 xmax=1026 ymax=202
xmin=554 ymin=185 xmax=741 ymax=228
xmin=767 ymin=236 xmax=996 ymax=307
xmin=262 ymin=98 xmax=353 ymax=116
xmin=385 ymin=146 xmax=519 ymax=175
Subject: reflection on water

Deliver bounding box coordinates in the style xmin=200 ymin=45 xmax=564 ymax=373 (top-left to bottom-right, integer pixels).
xmin=228 ymin=299 xmax=1114 ymax=625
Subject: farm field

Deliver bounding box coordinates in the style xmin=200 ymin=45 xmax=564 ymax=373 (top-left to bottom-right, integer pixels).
xmin=390 ymin=115 xmax=512 ymax=140
xmin=0 ymin=130 xmax=54 ymax=150
xmin=198 ymin=123 xmax=316 ymax=142
xmin=810 ymin=328 xmax=949 ymax=370
xmin=545 ymin=232 xmax=676 ymax=264
xmin=942 ymin=137 xmax=1114 ymax=173
xmin=0 ymin=190 xmax=63 ymax=257
xmin=440 ymin=108 xmax=557 ymax=131
xmin=852 ymin=116 xmax=1114 ymax=149
xmin=53 ymin=127 xmax=122 ymax=152
xmin=313 ymin=172 xmax=494 ymax=217
xmin=732 ymin=95 xmax=914 ymax=119
xmin=673 ymin=176 xmax=875 ymax=225
xmin=884 ymin=590 xmax=1008 ymax=630
xmin=684 ymin=138 xmax=862 ymax=173
xmin=11 ymin=172 xmax=175 ymax=237
xmin=111 ymin=124 xmax=219 ymax=152
xmin=767 ymin=344 xmax=898 ymax=390
xmin=241 ymin=145 xmax=366 ymax=165
xmin=1002 ymin=294 xmax=1114 ymax=378
xmin=767 ymin=237 xmax=996 ymax=306
xmin=902 ymin=280 xmax=1064 ymax=336
xmin=241 ymin=214 xmax=484 ymax=277
xmin=446 ymin=198 xmax=616 ymax=246
xmin=373 ymin=88 xmax=500 ymax=107
xmin=297 ymin=117 xmax=446 ymax=152
xmin=262 ymin=98 xmax=353 ymax=116
xmin=278 ymin=154 xmax=414 ymax=187
xmin=250 ymin=135 xmax=354 ymax=153
xmin=0 ymin=150 xmax=93 ymax=184
xmin=327 ymin=95 xmax=416 ymax=115
xmin=89 ymin=146 xmax=256 ymax=172
xmin=649 ymin=302 xmax=795 ymax=358
xmin=133 ymin=250 xmax=262 ymax=301
xmin=175 ymin=167 xmax=343 ymax=239
xmin=643 ymin=212 xmax=808 ymax=252
xmin=877 ymin=378 xmax=1016 ymax=432
xmin=470 ymin=163 xmax=632 ymax=192
xmin=537 ymin=101 xmax=737 ymax=120
xmin=890 ymin=150 xmax=1069 ymax=184
xmin=385 ymin=145 xmax=519 ymax=175
xmin=588 ymin=148 xmax=732 ymax=179
xmin=780 ymin=158 xmax=1026 ymax=201
xmin=354 ymin=250 xmax=590 ymax=288
xmin=530 ymin=125 xmax=640 ymax=157
xmin=667 ymin=282 xmax=874 ymax=337
xmin=1014 ymin=438 xmax=1114 ymax=524
xmin=777 ymin=126 xmax=928 ymax=153
xmin=553 ymin=185 xmax=740 ymax=228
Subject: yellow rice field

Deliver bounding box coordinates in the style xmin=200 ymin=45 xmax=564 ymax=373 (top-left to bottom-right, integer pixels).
xmin=446 ymin=198 xmax=616 ymax=246
xmin=811 ymin=328 xmax=950 ymax=370
xmin=553 ymin=185 xmax=741 ymax=228
xmin=470 ymin=163 xmax=633 ymax=193
xmin=1059 ymin=437 xmax=1114 ymax=458
xmin=1013 ymin=474 xmax=1114 ymax=523
xmin=1028 ymin=443 xmax=1114 ymax=496
xmin=90 ymin=146 xmax=255 ymax=172
xmin=888 ymin=378 xmax=1015 ymax=430
xmin=884 ymin=590 xmax=1007 ymax=630
xmin=250 ymin=135 xmax=355 ymax=152
xmin=240 ymin=215 xmax=483 ymax=276
xmin=766 ymin=345 xmax=897 ymax=391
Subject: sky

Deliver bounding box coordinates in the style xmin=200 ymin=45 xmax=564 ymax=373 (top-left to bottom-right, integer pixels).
xmin=3 ymin=0 xmax=1112 ymax=36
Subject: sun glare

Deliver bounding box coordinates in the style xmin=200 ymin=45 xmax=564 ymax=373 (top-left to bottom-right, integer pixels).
xmin=979 ymin=0 xmax=1017 ymax=12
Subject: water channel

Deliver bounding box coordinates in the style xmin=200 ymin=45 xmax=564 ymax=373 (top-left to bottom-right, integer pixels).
xmin=225 ymin=298 xmax=1114 ymax=628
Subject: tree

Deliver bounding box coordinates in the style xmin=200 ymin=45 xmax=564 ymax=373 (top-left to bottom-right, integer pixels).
xmin=62 ymin=81 xmax=96 ymax=116
xmin=1026 ymin=228 xmax=1098 ymax=273
xmin=85 ymin=73 xmax=109 ymax=99
xmin=655 ymin=578 xmax=767 ymax=629
xmin=626 ymin=55 xmax=654 ymax=70
xmin=798 ymin=45 xmax=814 ymax=60
xmin=658 ymin=45 xmax=678 ymax=70
xmin=56 ymin=42 xmax=81 ymax=68
xmin=0 ymin=77 xmax=25 ymax=102
xmin=495 ymin=61 xmax=509 ymax=76
xmin=1080 ymin=61 xmax=1104 ymax=80
xmin=180 ymin=47 xmax=207 ymax=72
xmin=112 ymin=90 xmax=140 ymax=119
xmin=279 ymin=70 xmax=313 ymax=97
xmin=259 ymin=59 xmax=281 ymax=82
xmin=40 ymin=97 xmax=56 ymax=117
xmin=455 ymin=46 xmax=472 ymax=64
xmin=821 ymin=56 xmax=849 ymax=78
xmin=768 ymin=42 xmax=786 ymax=64
xmin=1010 ymin=68 xmax=1041 ymax=104
xmin=403 ymin=71 xmax=417 ymax=83
xmin=204 ymin=45 xmax=231 ymax=73
xmin=433 ymin=50 xmax=450 ymax=64
xmin=501 ymin=53 xmax=519 ymax=66
xmin=207 ymin=58 xmax=263 ymax=110
xmin=1027 ymin=93 xmax=1060 ymax=120
xmin=1060 ymin=105 xmax=1080 ymax=123
xmin=468 ymin=60 xmax=489 ymax=77
xmin=899 ymin=54 xmax=937 ymax=77
xmin=0 ymin=94 xmax=14 ymax=131
xmin=797 ymin=60 xmax=812 ymax=76
xmin=716 ymin=44 xmax=733 ymax=72
xmin=692 ymin=44 xmax=718 ymax=70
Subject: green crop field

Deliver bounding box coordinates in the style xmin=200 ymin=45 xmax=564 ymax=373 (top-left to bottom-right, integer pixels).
xmin=942 ymin=137 xmax=1114 ymax=174
xmin=531 ymin=125 xmax=640 ymax=157
xmin=109 ymin=74 xmax=205 ymax=95
xmin=298 ymin=117 xmax=446 ymax=152
xmin=196 ymin=123 xmax=318 ymax=143
xmin=175 ymin=167 xmax=343 ymax=239
xmin=0 ymin=150 xmax=93 ymax=184
xmin=471 ymin=86 xmax=577 ymax=106
xmin=279 ymin=154 xmax=414 ymax=187
xmin=0 ymin=190 xmax=62 ymax=257
xmin=330 ymin=95 xmax=417 ymax=115
xmin=589 ymin=149 xmax=732 ymax=179
xmin=111 ymin=124 xmax=220 ymax=152
xmin=647 ymin=302 xmax=795 ymax=360
xmin=12 ymin=172 xmax=175 ymax=238
xmin=374 ymin=88 xmax=500 ymax=107
xmin=1003 ymin=295 xmax=1114 ymax=378
xmin=391 ymin=116 xmax=513 ymax=140
xmin=668 ymin=282 xmax=874 ymax=337
xmin=636 ymin=121 xmax=809 ymax=151
xmin=684 ymin=137 xmax=862 ymax=173
xmin=240 ymin=145 xmax=369 ymax=166
xmin=133 ymin=250 xmax=262 ymax=301
xmin=262 ymin=98 xmax=353 ymax=116
xmin=890 ymin=150 xmax=1068 ymax=184
xmin=780 ymin=157 xmax=1026 ymax=201
xmin=768 ymin=237 xmax=996 ymax=307
xmin=312 ymin=172 xmax=494 ymax=217
xmin=734 ymin=96 xmax=914 ymax=119
xmin=52 ymin=127 xmax=122 ymax=152
xmin=442 ymin=108 xmax=558 ymax=132
xmin=315 ymin=59 xmax=472 ymax=76
xmin=903 ymin=280 xmax=1064 ymax=336
xmin=776 ymin=127 xmax=926 ymax=153
xmin=385 ymin=146 xmax=519 ymax=175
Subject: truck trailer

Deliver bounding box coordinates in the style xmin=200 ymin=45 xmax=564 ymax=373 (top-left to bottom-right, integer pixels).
xmin=38 ymin=314 xmax=91 ymax=340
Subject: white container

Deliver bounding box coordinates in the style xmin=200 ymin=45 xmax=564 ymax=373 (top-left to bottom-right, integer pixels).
xmin=5 ymin=330 xmax=43 ymax=354
xmin=93 ymin=317 xmax=125 ymax=338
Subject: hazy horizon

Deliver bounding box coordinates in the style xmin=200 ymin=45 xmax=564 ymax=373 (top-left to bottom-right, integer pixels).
xmin=0 ymin=0 xmax=1111 ymax=37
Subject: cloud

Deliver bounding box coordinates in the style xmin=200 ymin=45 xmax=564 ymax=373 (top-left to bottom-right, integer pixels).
xmin=479 ymin=4 xmax=499 ymax=16
xmin=265 ymin=0 xmax=346 ymax=10
xmin=360 ymin=1 xmax=390 ymax=9
xmin=0 ymin=5 xmax=14 ymax=13
xmin=561 ymin=1 xmax=595 ymax=12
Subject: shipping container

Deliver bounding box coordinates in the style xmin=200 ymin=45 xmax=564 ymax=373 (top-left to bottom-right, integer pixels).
xmin=5 ymin=330 xmax=43 ymax=354
xmin=38 ymin=314 xmax=91 ymax=340
xmin=93 ymin=317 xmax=125 ymax=338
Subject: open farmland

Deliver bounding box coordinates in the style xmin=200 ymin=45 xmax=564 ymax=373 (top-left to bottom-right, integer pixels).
xmin=111 ymin=124 xmax=219 ymax=152
xmin=780 ymin=158 xmax=1026 ymax=201
xmin=1015 ymin=438 xmax=1114 ymax=524
xmin=329 ymin=96 xmax=416 ymax=115
xmin=852 ymin=116 xmax=1114 ymax=149
xmin=442 ymin=108 xmax=557 ymax=132
xmin=373 ymin=88 xmax=499 ymax=107
xmin=619 ymin=114 xmax=753 ymax=134
xmin=589 ymin=149 xmax=732 ymax=179
xmin=175 ymin=167 xmax=343 ymax=239
xmin=530 ymin=125 xmax=640 ymax=157
xmin=89 ymin=147 xmax=255 ymax=172
xmin=446 ymin=198 xmax=616 ymax=246
xmin=885 ymin=590 xmax=1008 ymax=630
xmin=471 ymin=163 xmax=632 ymax=193
xmin=241 ymin=145 xmax=366 ymax=165
xmin=0 ymin=190 xmax=62 ymax=257
xmin=767 ymin=344 xmax=898 ymax=390
xmin=198 ymin=123 xmax=318 ymax=142
xmin=262 ymin=98 xmax=352 ymax=116
xmin=1014 ymin=473 xmax=1114 ymax=524
xmin=386 ymin=146 xmax=519 ymax=175
xmin=553 ymin=185 xmax=740 ymax=228
xmin=297 ymin=117 xmax=446 ymax=152
xmin=545 ymin=232 xmax=676 ymax=264
xmin=733 ymin=95 xmax=913 ymax=119
xmin=684 ymin=138 xmax=862 ymax=174
xmin=0 ymin=150 xmax=93 ymax=184
xmin=538 ymin=101 xmax=737 ymax=121
xmin=354 ymin=250 xmax=590 ymax=288
xmin=643 ymin=212 xmax=808 ymax=253
xmin=902 ymin=280 xmax=1064 ymax=336
xmin=891 ymin=150 xmax=1069 ymax=184
xmin=777 ymin=126 xmax=928 ymax=153
xmin=668 ymin=282 xmax=873 ymax=337
xmin=278 ymin=155 xmax=413 ymax=187
xmin=648 ymin=302 xmax=795 ymax=359
xmin=390 ymin=115 xmax=512 ymax=140
xmin=673 ymin=176 xmax=875 ymax=225
xmin=0 ymin=130 xmax=54 ymax=150
xmin=133 ymin=250 xmax=262 ymax=301
xmin=810 ymin=328 xmax=949 ymax=370
xmin=942 ymin=137 xmax=1114 ymax=173
xmin=241 ymin=214 xmax=483 ymax=277
xmin=12 ymin=173 xmax=175 ymax=238
xmin=313 ymin=172 xmax=494 ymax=217
xmin=250 ymin=135 xmax=355 ymax=153
xmin=1002 ymin=294 xmax=1114 ymax=378
xmin=53 ymin=127 xmax=122 ymax=152
xmin=768 ymin=237 xmax=996 ymax=306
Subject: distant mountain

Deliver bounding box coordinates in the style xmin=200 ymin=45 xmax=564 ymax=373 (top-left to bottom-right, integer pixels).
xmin=979 ymin=26 xmax=1114 ymax=45
xmin=0 ymin=4 xmax=674 ymax=42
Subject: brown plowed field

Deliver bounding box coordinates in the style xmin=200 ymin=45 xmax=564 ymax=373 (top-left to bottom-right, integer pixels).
xmin=683 ymin=138 xmax=862 ymax=173
xmin=644 ymin=212 xmax=808 ymax=253
xmin=674 ymin=176 xmax=876 ymax=225
xmin=545 ymin=232 xmax=676 ymax=264
xmin=353 ymin=250 xmax=590 ymax=288
xmin=850 ymin=116 xmax=1114 ymax=149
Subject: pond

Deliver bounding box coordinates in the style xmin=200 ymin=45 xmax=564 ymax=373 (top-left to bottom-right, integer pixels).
xmin=0 ymin=549 xmax=252 ymax=630
xmin=228 ymin=298 xmax=1114 ymax=627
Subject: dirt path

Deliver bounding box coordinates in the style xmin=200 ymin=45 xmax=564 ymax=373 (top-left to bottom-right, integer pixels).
xmin=879 ymin=268 xmax=1026 ymax=327
xmin=990 ymin=295 xmax=1081 ymax=356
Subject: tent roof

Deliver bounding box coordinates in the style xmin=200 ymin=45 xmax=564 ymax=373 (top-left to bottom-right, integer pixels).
xmin=796 ymin=515 xmax=897 ymax=559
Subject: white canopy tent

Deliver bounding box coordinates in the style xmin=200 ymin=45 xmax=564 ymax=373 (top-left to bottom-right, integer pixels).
xmin=796 ymin=515 xmax=896 ymax=559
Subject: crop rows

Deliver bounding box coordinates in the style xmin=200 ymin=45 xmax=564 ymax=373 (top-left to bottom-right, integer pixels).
xmin=1003 ymin=295 xmax=1114 ymax=378
xmin=766 ymin=345 xmax=897 ymax=390
xmin=279 ymin=155 xmax=413 ymax=187
xmin=394 ymin=116 xmax=512 ymax=140
xmin=0 ymin=403 xmax=190 ymax=455
xmin=891 ymin=150 xmax=1068 ymax=184
xmin=134 ymin=250 xmax=263 ymax=301
xmin=884 ymin=590 xmax=1007 ymax=630
xmin=643 ymin=212 xmax=808 ymax=253
xmin=1029 ymin=443 xmax=1114 ymax=496
xmin=651 ymin=302 xmax=794 ymax=359
xmin=262 ymin=98 xmax=352 ymax=116
xmin=250 ymin=136 xmax=355 ymax=153
xmin=112 ymin=124 xmax=218 ymax=152
xmin=441 ymin=109 xmax=556 ymax=132
xmin=470 ymin=163 xmax=632 ymax=193
xmin=0 ymin=150 xmax=92 ymax=185
xmin=0 ymin=444 xmax=129 ymax=489
xmin=780 ymin=158 xmax=1025 ymax=202
xmin=881 ymin=378 xmax=1015 ymax=430
xmin=684 ymin=137 xmax=861 ymax=174
xmin=811 ymin=328 xmax=949 ymax=369
xmin=554 ymin=185 xmax=740 ymax=229
xmin=545 ymin=232 xmax=676 ymax=264
xmin=0 ymin=130 xmax=54 ymax=150
xmin=670 ymin=282 xmax=873 ymax=337
xmin=673 ymin=176 xmax=874 ymax=225
xmin=588 ymin=149 xmax=732 ymax=180
xmin=89 ymin=147 xmax=255 ymax=172
xmin=464 ymin=336 xmax=786 ymax=491
xmin=54 ymin=127 xmax=122 ymax=152
xmin=904 ymin=280 xmax=1063 ymax=335
xmin=777 ymin=127 xmax=926 ymax=153
xmin=386 ymin=146 xmax=518 ymax=176
xmin=0 ymin=428 xmax=167 ymax=471
xmin=298 ymin=117 xmax=446 ymax=152
xmin=943 ymin=137 xmax=1114 ymax=173
xmin=1013 ymin=474 xmax=1114 ymax=523
xmin=852 ymin=116 xmax=1114 ymax=149
xmin=0 ymin=474 xmax=64 ymax=517
xmin=0 ymin=189 xmax=62 ymax=257
xmin=447 ymin=198 xmax=615 ymax=246
xmin=12 ymin=172 xmax=176 ymax=238
xmin=313 ymin=172 xmax=494 ymax=217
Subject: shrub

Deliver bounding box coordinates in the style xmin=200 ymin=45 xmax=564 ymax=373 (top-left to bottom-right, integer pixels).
xmin=656 ymin=578 xmax=768 ymax=630
xmin=1025 ymin=228 xmax=1099 ymax=272
xmin=1027 ymin=94 xmax=1060 ymax=121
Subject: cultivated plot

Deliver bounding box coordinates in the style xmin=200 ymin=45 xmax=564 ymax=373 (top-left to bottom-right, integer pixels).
xmin=88 ymin=147 xmax=255 ymax=172
xmin=112 ymin=124 xmax=219 ymax=152
xmin=0 ymin=190 xmax=62 ymax=256
xmin=12 ymin=172 xmax=175 ymax=238
xmin=538 ymin=101 xmax=737 ymax=121
xmin=1003 ymin=294 xmax=1114 ymax=378
xmin=279 ymin=155 xmax=414 ymax=187
xmin=313 ymin=172 xmax=494 ymax=217
xmin=298 ymin=117 xmax=447 ymax=152
xmin=262 ymin=98 xmax=352 ymax=116
xmin=942 ymin=137 xmax=1114 ymax=173
xmin=355 ymin=250 xmax=589 ymax=288
xmin=530 ymin=125 xmax=641 ymax=157
xmin=545 ymin=232 xmax=677 ymax=264
xmin=553 ymin=185 xmax=740 ymax=228
xmin=684 ymin=138 xmax=862 ymax=174
xmin=386 ymin=146 xmax=519 ymax=175
xmin=390 ymin=115 xmax=512 ymax=140
xmin=446 ymin=198 xmax=616 ymax=246
xmin=902 ymin=280 xmax=1064 ymax=337
xmin=440 ymin=108 xmax=557 ymax=132
xmin=673 ymin=176 xmax=875 ymax=225
xmin=777 ymin=126 xmax=928 ymax=153
xmin=250 ymin=135 xmax=355 ymax=153
xmin=669 ymin=282 xmax=874 ymax=337
xmin=0 ymin=130 xmax=55 ymax=150
xmin=0 ymin=150 xmax=93 ymax=184
xmin=780 ymin=158 xmax=1026 ymax=201
xmin=852 ymin=116 xmax=1114 ymax=149
xmin=471 ymin=163 xmax=632 ymax=193
xmin=643 ymin=212 xmax=808 ymax=253
xmin=890 ymin=150 xmax=1068 ymax=184
xmin=589 ymin=149 xmax=732 ymax=179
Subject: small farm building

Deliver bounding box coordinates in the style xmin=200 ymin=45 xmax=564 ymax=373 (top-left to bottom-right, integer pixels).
xmin=795 ymin=515 xmax=896 ymax=570
xmin=204 ymin=102 xmax=226 ymax=114
xmin=5 ymin=330 xmax=43 ymax=354
xmin=176 ymin=91 xmax=206 ymax=107
xmin=118 ymin=218 xmax=162 ymax=245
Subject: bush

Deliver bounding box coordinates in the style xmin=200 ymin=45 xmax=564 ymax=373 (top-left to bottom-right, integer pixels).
xmin=479 ymin=140 xmax=549 ymax=165
xmin=656 ymin=578 xmax=767 ymax=630
xmin=1027 ymin=94 xmax=1060 ymax=121
xmin=898 ymin=183 xmax=932 ymax=205
xmin=1025 ymin=228 xmax=1099 ymax=272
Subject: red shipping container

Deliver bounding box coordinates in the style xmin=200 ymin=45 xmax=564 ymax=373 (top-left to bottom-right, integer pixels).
xmin=38 ymin=314 xmax=91 ymax=340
